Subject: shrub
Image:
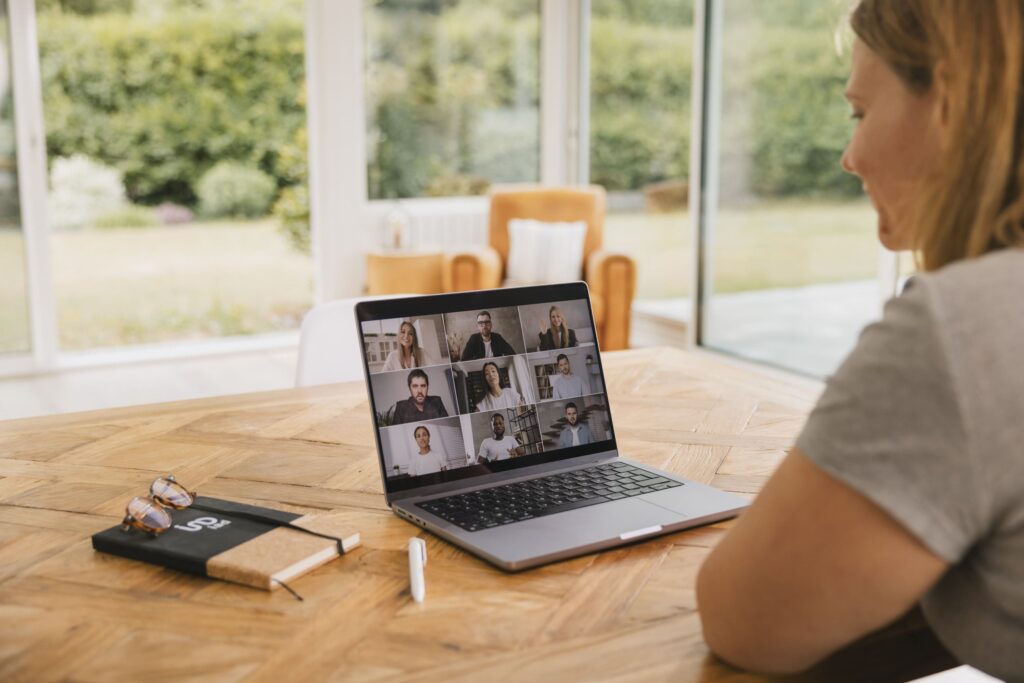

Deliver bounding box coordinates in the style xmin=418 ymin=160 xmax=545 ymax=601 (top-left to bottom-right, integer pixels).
xmin=273 ymin=184 xmax=310 ymax=253
xmin=39 ymin=5 xmax=306 ymax=206
xmin=48 ymin=154 xmax=126 ymax=230
xmin=196 ymin=162 xmax=277 ymax=219
xmin=93 ymin=204 xmax=158 ymax=229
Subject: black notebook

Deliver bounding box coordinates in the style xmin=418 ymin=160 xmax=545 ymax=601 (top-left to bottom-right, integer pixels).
xmin=92 ymin=496 xmax=360 ymax=591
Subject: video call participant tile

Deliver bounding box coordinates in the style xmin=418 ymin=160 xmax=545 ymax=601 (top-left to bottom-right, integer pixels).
xmin=444 ymin=306 xmax=526 ymax=363
xmin=360 ymin=314 xmax=450 ymax=374
xmin=526 ymin=347 xmax=604 ymax=402
xmin=466 ymin=408 xmax=540 ymax=464
xmin=518 ymin=299 xmax=595 ymax=353
xmin=369 ymin=365 xmax=457 ymax=428
xmin=380 ymin=417 xmax=468 ymax=479
xmin=535 ymin=394 xmax=612 ymax=450
xmin=452 ymin=355 xmax=538 ymax=414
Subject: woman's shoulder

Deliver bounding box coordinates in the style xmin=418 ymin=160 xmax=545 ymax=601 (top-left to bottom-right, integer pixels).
xmin=908 ymin=248 xmax=1024 ymax=353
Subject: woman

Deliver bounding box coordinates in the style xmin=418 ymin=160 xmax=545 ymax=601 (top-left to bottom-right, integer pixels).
xmin=475 ymin=362 xmax=523 ymax=412
xmin=382 ymin=321 xmax=432 ymax=372
xmin=538 ymin=305 xmax=577 ymax=350
xmin=408 ymin=425 xmax=447 ymax=477
xmin=696 ymin=2 xmax=1024 ymax=680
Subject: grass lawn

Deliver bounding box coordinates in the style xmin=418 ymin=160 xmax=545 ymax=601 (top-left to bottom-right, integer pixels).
xmin=605 ymin=199 xmax=879 ymax=299
xmin=50 ymin=219 xmax=312 ymax=350
xmin=2 ymin=201 xmax=880 ymax=353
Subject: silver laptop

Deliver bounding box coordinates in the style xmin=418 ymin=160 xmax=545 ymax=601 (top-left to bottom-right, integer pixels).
xmin=356 ymin=282 xmax=748 ymax=571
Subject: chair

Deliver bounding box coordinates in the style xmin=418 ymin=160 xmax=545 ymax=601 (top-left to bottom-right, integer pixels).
xmin=295 ymin=295 xmax=410 ymax=387
xmin=441 ymin=185 xmax=637 ymax=350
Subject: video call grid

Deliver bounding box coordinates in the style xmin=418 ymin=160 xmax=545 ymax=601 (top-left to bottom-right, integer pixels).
xmin=362 ymin=300 xmax=610 ymax=478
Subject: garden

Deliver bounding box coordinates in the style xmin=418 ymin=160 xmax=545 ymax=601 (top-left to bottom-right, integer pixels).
xmin=15 ymin=0 xmax=867 ymax=352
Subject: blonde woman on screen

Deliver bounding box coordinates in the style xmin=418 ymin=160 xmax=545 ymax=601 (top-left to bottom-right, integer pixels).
xmin=696 ymin=2 xmax=1024 ymax=680
xmin=538 ymin=305 xmax=577 ymax=350
xmin=475 ymin=362 xmax=523 ymax=412
xmin=382 ymin=321 xmax=433 ymax=372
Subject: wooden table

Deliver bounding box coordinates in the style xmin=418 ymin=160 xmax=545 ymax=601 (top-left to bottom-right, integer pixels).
xmin=0 ymin=348 xmax=955 ymax=682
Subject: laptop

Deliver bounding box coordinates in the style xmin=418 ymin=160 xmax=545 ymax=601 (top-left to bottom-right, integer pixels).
xmin=356 ymin=282 xmax=748 ymax=571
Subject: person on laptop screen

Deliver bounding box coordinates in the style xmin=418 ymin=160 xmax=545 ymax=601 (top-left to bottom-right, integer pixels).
xmin=477 ymin=413 xmax=523 ymax=462
xmin=550 ymin=354 xmax=588 ymax=400
xmin=557 ymin=403 xmax=593 ymax=447
xmin=393 ymin=370 xmax=448 ymax=425
xmin=538 ymin=305 xmax=578 ymax=350
xmin=461 ymin=311 xmax=516 ymax=360
xmin=475 ymin=362 xmax=524 ymax=412
xmin=382 ymin=321 xmax=434 ymax=372
xmin=408 ymin=425 xmax=447 ymax=477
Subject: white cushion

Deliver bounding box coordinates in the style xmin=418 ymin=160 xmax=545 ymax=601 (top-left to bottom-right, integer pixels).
xmin=505 ymin=219 xmax=586 ymax=286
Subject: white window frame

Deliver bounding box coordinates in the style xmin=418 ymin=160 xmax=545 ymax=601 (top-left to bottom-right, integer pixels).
xmin=305 ymin=0 xmax=589 ymax=305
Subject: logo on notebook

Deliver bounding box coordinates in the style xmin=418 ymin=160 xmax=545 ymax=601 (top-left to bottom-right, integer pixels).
xmin=174 ymin=516 xmax=232 ymax=533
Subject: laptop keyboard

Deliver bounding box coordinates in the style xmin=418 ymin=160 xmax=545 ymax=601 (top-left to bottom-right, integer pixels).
xmin=416 ymin=461 xmax=683 ymax=533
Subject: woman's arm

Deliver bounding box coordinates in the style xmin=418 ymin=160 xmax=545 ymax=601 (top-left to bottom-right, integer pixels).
xmin=696 ymin=449 xmax=948 ymax=674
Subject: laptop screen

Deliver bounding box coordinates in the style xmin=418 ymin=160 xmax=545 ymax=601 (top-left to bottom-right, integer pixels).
xmin=356 ymin=282 xmax=617 ymax=494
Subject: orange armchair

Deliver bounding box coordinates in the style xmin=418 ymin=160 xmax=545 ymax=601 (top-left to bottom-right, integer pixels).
xmin=442 ymin=185 xmax=637 ymax=350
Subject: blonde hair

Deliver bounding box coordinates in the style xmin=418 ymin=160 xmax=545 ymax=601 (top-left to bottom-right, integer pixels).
xmin=399 ymin=321 xmax=424 ymax=367
xmin=851 ymin=0 xmax=1024 ymax=271
xmin=549 ymin=306 xmax=570 ymax=348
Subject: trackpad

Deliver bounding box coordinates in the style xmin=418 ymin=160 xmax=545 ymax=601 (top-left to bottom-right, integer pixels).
xmin=471 ymin=498 xmax=687 ymax=563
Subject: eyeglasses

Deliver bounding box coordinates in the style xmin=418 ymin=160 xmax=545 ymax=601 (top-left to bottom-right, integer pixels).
xmin=122 ymin=474 xmax=196 ymax=534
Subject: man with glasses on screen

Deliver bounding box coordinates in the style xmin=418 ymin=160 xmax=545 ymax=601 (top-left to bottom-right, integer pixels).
xmin=461 ymin=311 xmax=516 ymax=361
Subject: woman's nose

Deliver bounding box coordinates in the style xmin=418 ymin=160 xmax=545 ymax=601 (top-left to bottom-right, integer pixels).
xmin=840 ymin=146 xmax=856 ymax=174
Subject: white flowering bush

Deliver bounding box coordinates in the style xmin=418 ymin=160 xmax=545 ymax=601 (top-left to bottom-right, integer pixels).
xmin=48 ymin=155 xmax=126 ymax=231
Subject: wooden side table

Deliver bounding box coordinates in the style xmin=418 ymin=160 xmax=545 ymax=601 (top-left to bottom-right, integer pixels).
xmin=365 ymin=249 xmax=444 ymax=295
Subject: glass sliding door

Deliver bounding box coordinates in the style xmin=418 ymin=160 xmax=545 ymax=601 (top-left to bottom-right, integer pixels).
xmin=590 ymin=0 xmax=693 ymax=333
xmin=0 ymin=0 xmax=29 ymax=356
xmin=700 ymin=0 xmax=882 ymax=377
xmin=364 ymin=0 xmax=541 ymax=200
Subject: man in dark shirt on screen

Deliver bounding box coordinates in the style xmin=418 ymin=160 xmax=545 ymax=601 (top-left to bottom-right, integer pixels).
xmin=393 ymin=369 xmax=449 ymax=424
xmin=461 ymin=311 xmax=516 ymax=361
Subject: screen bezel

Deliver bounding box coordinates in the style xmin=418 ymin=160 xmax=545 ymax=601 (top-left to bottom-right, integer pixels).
xmin=355 ymin=281 xmax=619 ymax=501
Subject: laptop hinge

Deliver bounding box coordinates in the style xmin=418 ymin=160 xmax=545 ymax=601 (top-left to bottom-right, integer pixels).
xmin=387 ymin=450 xmax=620 ymax=505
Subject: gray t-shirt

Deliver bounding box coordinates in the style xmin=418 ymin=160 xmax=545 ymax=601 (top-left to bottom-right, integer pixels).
xmin=796 ymin=248 xmax=1024 ymax=681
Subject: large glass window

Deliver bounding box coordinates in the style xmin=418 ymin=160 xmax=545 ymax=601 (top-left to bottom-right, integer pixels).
xmin=38 ymin=0 xmax=312 ymax=351
xmin=0 ymin=0 xmax=29 ymax=356
xmin=590 ymin=0 xmax=693 ymax=324
xmin=364 ymin=0 xmax=540 ymax=200
xmin=702 ymin=0 xmax=880 ymax=377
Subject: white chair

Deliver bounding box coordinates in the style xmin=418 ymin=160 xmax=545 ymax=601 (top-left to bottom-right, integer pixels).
xmin=295 ymin=295 xmax=410 ymax=387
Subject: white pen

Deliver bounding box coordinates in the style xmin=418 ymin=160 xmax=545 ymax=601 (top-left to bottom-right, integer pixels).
xmin=408 ymin=537 xmax=427 ymax=603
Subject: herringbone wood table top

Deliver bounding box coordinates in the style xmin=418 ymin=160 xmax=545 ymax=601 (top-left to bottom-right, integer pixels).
xmin=0 ymin=348 xmax=955 ymax=682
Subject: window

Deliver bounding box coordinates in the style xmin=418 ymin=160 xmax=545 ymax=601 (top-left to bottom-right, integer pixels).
xmin=0 ymin=0 xmax=29 ymax=356
xmin=37 ymin=0 xmax=312 ymax=351
xmin=363 ymin=0 xmax=540 ymax=199
xmin=698 ymin=0 xmax=884 ymax=377
xmin=590 ymin=0 xmax=693 ymax=323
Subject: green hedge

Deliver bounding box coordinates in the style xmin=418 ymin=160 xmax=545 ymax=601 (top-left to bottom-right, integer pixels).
xmin=38 ymin=1 xmax=858 ymax=211
xmin=39 ymin=6 xmax=306 ymax=206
